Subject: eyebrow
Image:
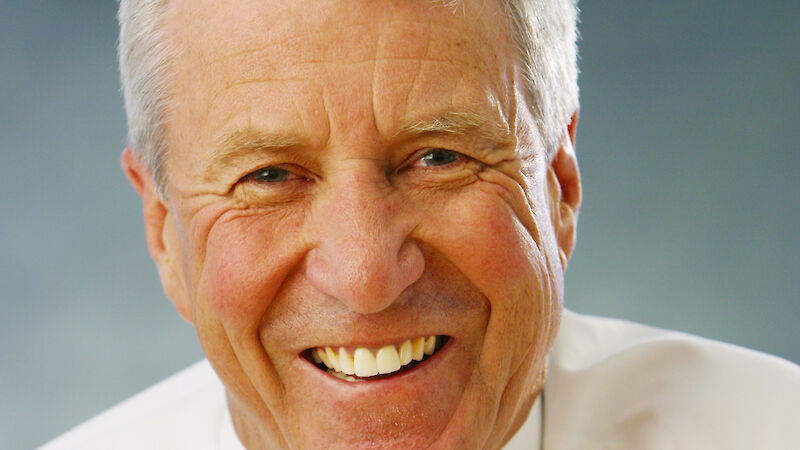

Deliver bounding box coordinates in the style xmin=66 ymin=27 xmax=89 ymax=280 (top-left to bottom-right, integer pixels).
xmin=393 ymin=110 xmax=514 ymax=148
xmin=207 ymin=110 xmax=514 ymax=174
xmin=209 ymin=128 xmax=304 ymax=171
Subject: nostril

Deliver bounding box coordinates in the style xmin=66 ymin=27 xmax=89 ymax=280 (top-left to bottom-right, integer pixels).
xmin=397 ymin=239 xmax=425 ymax=284
xmin=305 ymin=240 xmax=425 ymax=314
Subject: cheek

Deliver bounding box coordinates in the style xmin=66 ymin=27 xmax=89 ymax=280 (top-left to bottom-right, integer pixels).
xmin=422 ymin=182 xmax=556 ymax=360
xmin=200 ymin=212 xmax=305 ymax=326
xmin=431 ymin=185 xmax=546 ymax=296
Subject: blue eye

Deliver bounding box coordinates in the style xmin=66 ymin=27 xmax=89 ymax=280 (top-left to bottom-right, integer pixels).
xmin=421 ymin=149 xmax=459 ymax=166
xmin=251 ymin=166 xmax=291 ymax=182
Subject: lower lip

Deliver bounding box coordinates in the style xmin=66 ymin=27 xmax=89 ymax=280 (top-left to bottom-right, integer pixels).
xmin=298 ymin=338 xmax=454 ymax=390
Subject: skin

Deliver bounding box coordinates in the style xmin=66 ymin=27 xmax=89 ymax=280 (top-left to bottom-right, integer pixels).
xmin=123 ymin=0 xmax=581 ymax=448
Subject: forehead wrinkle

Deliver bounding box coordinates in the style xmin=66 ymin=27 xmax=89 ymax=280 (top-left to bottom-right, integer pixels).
xmin=207 ymin=76 xmax=312 ymax=117
xmin=190 ymin=24 xmax=382 ymax=88
xmin=298 ymin=56 xmax=454 ymax=65
xmin=395 ymin=19 xmax=432 ymax=123
xmin=197 ymin=14 xmax=468 ymax=74
xmin=370 ymin=30 xmax=380 ymax=158
xmin=289 ymin=88 xmax=316 ymax=152
xmin=195 ymin=20 xmax=335 ymax=71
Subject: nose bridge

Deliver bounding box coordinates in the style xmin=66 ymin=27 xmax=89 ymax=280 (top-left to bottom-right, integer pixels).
xmin=306 ymin=166 xmax=424 ymax=314
xmin=331 ymin=168 xmax=392 ymax=241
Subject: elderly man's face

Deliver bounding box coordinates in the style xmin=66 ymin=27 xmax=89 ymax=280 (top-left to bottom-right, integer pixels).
xmin=125 ymin=0 xmax=579 ymax=447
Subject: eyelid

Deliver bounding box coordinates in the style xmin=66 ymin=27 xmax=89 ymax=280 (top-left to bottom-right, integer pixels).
xmin=409 ymin=148 xmax=467 ymax=168
xmin=242 ymin=164 xmax=307 ymax=183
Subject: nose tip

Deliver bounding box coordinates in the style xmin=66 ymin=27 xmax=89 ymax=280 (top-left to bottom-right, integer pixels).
xmin=306 ymin=238 xmax=424 ymax=314
xmin=304 ymin=167 xmax=425 ymax=314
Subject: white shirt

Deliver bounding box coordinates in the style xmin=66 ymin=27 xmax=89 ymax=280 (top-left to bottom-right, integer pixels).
xmin=40 ymin=310 xmax=800 ymax=449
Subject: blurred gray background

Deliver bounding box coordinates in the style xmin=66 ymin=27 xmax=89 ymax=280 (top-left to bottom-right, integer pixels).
xmin=1 ymin=1 xmax=798 ymax=448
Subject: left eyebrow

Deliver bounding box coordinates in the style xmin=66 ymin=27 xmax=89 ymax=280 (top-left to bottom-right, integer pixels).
xmin=392 ymin=110 xmax=514 ymax=149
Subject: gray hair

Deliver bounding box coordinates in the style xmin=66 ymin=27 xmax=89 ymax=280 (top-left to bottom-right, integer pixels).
xmin=118 ymin=0 xmax=173 ymax=196
xmin=117 ymin=0 xmax=579 ymax=197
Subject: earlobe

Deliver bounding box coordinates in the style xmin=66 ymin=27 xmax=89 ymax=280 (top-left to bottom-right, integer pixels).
xmin=121 ymin=148 xmax=194 ymax=323
xmin=547 ymin=111 xmax=582 ymax=271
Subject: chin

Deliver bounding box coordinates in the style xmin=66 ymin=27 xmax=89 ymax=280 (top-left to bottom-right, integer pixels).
xmin=273 ymin=333 xmax=488 ymax=449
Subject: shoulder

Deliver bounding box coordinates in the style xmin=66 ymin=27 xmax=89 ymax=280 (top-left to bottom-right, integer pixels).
xmin=40 ymin=360 xmax=227 ymax=450
xmin=543 ymin=310 xmax=800 ymax=450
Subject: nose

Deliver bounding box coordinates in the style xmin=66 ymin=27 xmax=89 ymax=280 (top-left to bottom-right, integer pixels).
xmin=305 ymin=170 xmax=424 ymax=314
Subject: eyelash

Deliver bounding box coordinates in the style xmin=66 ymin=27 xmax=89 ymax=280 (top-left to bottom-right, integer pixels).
xmin=243 ymin=165 xmax=306 ymax=185
xmin=415 ymin=148 xmax=463 ymax=168
xmin=242 ymin=148 xmax=466 ymax=185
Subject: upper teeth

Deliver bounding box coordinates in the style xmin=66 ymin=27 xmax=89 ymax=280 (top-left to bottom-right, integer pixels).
xmin=312 ymin=336 xmax=439 ymax=380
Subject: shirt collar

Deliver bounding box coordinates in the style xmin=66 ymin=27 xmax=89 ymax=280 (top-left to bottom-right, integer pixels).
xmin=503 ymin=392 xmax=544 ymax=449
xmin=219 ymin=405 xmax=246 ymax=450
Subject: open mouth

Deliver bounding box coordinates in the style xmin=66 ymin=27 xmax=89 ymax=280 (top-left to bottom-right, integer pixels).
xmin=304 ymin=336 xmax=450 ymax=382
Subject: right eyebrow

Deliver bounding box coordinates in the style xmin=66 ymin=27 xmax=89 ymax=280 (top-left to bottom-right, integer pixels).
xmin=208 ymin=128 xmax=304 ymax=170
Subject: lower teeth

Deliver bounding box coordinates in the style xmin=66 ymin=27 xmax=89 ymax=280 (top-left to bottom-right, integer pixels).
xmin=329 ymin=371 xmax=363 ymax=382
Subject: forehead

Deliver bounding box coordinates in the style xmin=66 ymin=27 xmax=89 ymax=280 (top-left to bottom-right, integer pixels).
xmin=163 ymin=0 xmax=518 ymax=154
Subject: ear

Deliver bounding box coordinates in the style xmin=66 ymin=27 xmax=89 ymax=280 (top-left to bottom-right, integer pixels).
xmin=121 ymin=148 xmax=194 ymax=323
xmin=546 ymin=111 xmax=582 ymax=272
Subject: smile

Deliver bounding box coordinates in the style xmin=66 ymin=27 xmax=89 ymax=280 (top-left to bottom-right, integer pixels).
xmin=306 ymin=336 xmax=449 ymax=382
